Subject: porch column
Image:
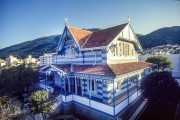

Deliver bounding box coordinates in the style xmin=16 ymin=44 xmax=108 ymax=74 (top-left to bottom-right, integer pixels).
xmin=64 ymin=76 xmax=67 ymax=102
xmin=75 ymin=76 xmax=77 ymax=94
xmin=68 ymin=76 xmax=71 ymax=93
xmin=89 ymin=78 xmax=92 ymax=106
xmin=60 ymin=74 xmax=62 ymax=94
xmin=80 ymin=77 xmax=83 ymax=96
xmin=89 ymin=78 xmax=92 ymax=98
xmin=136 ymin=75 xmax=138 ymax=97
xmin=113 ymin=80 xmax=115 ymax=116
xmin=127 ymin=78 xmax=129 ymax=105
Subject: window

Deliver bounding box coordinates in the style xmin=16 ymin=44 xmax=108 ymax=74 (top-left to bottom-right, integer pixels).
xmin=66 ymin=45 xmax=76 ymax=58
xmin=116 ymin=81 xmax=121 ymax=91
xmin=119 ymin=43 xmax=122 ymax=56
xmin=77 ymin=79 xmax=81 ymax=87
xmin=125 ymin=43 xmax=127 ymax=57
xmin=117 ymin=81 xmax=119 ymax=89
xmin=116 ymin=46 xmax=119 ymax=56
xmin=127 ymin=44 xmax=129 ymax=56
xmin=92 ymin=80 xmax=95 ymax=91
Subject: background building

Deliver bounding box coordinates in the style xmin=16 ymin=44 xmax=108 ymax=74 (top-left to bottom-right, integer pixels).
xmin=24 ymin=55 xmax=37 ymax=64
xmin=0 ymin=59 xmax=6 ymax=68
xmin=39 ymin=53 xmax=55 ymax=66
xmin=6 ymin=55 xmax=18 ymax=66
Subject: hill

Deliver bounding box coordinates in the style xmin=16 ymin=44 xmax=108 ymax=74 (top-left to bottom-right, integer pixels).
xmin=0 ymin=35 xmax=61 ymax=59
xmin=138 ymin=26 xmax=180 ymax=49
xmin=0 ymin=26 xmax=179 ymax=59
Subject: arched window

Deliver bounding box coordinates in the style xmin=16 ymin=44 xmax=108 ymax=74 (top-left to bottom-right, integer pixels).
xmin=66 ymin=45 xmax=76 ymax=59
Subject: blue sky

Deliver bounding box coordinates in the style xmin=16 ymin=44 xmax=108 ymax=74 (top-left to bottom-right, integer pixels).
xmin=0 ymin=0 xmax=180 ymax=49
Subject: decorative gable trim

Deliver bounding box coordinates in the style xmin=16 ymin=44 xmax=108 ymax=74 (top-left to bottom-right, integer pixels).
xmin=107 ymin=23 xmax=142 ymax=51
xmin=128 ymin=23 xmax=142 ymax=51
xmin=56 ymin=26 xmax=80 ymax=54
xmin=40 ymin=65 xmax=50 ymax=72
xmin=56 ymin=28 xmax=66 ymax=53
xmin=80 ymin=46 xmax=108 ymax=51
xmin=40 ymin=64 xmax=66 ymax=74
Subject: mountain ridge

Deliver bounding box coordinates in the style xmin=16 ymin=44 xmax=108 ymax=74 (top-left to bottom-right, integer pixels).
xmin=0 ymin=35 xmax=61 ymax=59
xmin=138 ymin=26 xmax=180 ymax=49
xmin=0 ymin=26 xmax=179 ymax=59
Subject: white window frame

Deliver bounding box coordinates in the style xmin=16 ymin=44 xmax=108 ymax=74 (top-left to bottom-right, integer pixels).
xmin=66 ymin=45 xmax=76 ymax=59
xmin=116 ymin=81 xmax=121 ymax=92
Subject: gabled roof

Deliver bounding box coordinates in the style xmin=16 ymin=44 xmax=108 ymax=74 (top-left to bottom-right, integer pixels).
xmin=50 ymin=62 xmax=155 ymax=76
xmin=67 ymin=26 xmax=92 ymax=47
xmin=66 ymin=23 xmax=128 ymax=49
xmin=83 ymin=23 xmax=128 ymax=48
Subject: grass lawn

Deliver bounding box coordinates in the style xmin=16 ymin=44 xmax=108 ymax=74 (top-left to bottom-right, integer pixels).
xmin=138 ymin=102 xmax=177 ymax=120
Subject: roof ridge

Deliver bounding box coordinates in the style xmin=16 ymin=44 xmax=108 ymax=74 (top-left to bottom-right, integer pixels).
xmin=67 ymin=23 xmax=128 ymax=33
xmin=92 ymin=22 xmax=128 ymax=33
xmin=81 ymin=33 xmax=93 ymax=48
xmin=67 ymin=26 xmax=92 ymax=33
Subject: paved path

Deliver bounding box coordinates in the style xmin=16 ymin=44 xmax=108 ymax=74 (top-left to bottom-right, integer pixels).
xmin=117 ymin=96 xmax=144 ymax=120
xmin=129 ymin=99 xmax=148 ymax=120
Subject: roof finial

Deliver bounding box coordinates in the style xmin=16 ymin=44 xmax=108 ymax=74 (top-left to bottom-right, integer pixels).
xmin=64 ymin=18 xmax=68 ymax=26
xmin=128 ymin=15 xmax=130 ymax=23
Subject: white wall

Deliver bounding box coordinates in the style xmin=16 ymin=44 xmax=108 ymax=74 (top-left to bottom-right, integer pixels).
xmin=91 ymin=100 xmax=114 ymax=115
xmin=139 ymin=54 xmax=180 ymax=77
xmin=115 ymin=91 xmax=139 ymax=115
xmin=61 ymin=94 xmax=114 ymax=115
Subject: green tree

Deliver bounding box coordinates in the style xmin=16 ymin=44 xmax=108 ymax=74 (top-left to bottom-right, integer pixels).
xmin=146 ymin=56 xmax=172 ymax=70
xmin=29 ymin=90 xmax=54 ymax=114
xmin=21 ymin=66 xmax=39 ymax=92
xmin=0 ymin=64 xmax=39 ymax=96
xmin=140 ymin=71 xmax=180 ymax=103
xmin=29 ymin=90 xmax=49 ymax=103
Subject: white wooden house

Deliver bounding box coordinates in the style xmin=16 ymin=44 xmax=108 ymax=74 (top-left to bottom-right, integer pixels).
xmin=39 ymin=22 xmax=155 ymax=119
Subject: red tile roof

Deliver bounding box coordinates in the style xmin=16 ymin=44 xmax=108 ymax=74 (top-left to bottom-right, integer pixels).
xmin=67 ymin=26 xmax=92 ymax=47
xmin=67 ymin=23 xmax=128 ymax=48
xmin=83 ymin=23 xmax=128 ymax=48
xmin=108 ymin=62 xmax=154 ymax=76
xmin=52 ymin=62 xmax=154 ymax=76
